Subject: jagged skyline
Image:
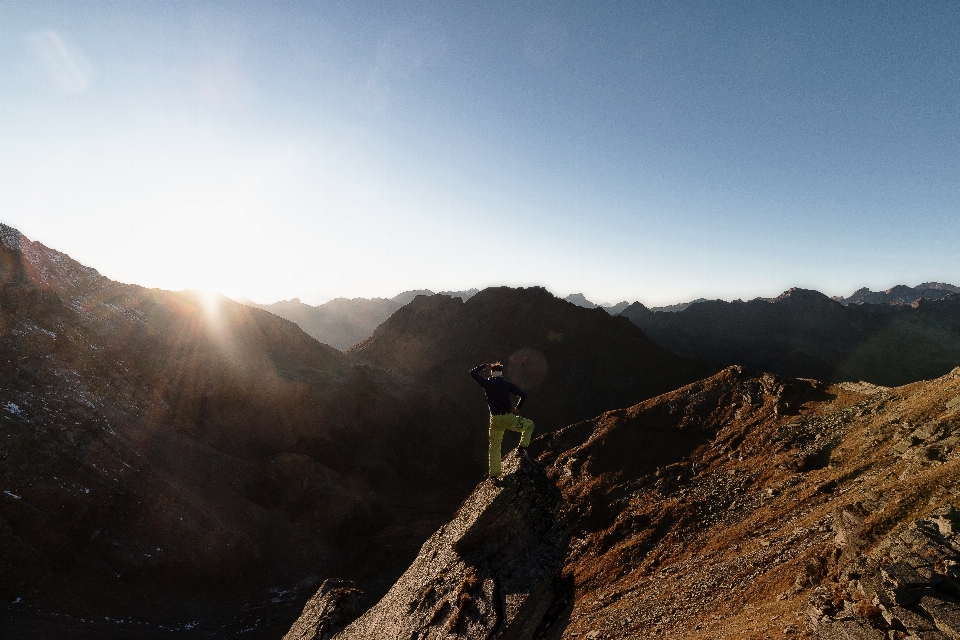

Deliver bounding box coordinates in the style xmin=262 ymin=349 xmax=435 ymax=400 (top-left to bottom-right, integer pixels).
xmin=2 ymin=3 xmax=959 ymax=305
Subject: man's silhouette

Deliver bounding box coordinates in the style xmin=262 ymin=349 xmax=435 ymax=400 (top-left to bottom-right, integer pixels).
xmin=470 ymin=362 xmax=535 ymax=477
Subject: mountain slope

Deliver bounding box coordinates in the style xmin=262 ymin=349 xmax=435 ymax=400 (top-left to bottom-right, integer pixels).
xmin=620 ymin=287 xmax=960 ymax=386
xmin=0 ymin=225 xmax=483 ymax=638
xmin=349 ymin=286 xmax=721 ymax=433
xmin=284 ymin=363 xmax=960 ymax=639
xmin=526 ymin=365 xmax=960 ymax=638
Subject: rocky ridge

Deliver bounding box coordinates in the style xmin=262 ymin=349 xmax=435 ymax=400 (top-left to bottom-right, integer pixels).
xmin=286 ymin=450 xmax=569 ymax=640
xmin=532 ymin=365 xmax=960 ymax=639
xmin=283 ymin=364 xmax=960 ymax=640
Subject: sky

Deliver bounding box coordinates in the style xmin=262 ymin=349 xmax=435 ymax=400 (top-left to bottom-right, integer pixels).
xmin=1 ymin=1 xmax=958 ymax=306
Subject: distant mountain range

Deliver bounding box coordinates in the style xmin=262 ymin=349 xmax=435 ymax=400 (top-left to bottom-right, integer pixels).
xmin=242 ymin=288 xmax=478 ymax=350
xmin=565 ymin=292 xmax=715 ymax=313
xmin=831 ymin=282 xmax=960 ymax=305
xmin=570 ymin=283 xmax=960 ymax=315
xmin=620 ymin=287 xmax=960 ymax=386
xmin=562 ymin=293 xmax=630 ymax=315
xmin=251 ymin=284 xmax=960 ymax=355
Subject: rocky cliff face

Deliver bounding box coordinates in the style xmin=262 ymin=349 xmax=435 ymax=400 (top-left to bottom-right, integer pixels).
xmin=620 ymin=287 xmax=960 ymax=386
xmin=286 ymin=450 xmax=569 ymax=640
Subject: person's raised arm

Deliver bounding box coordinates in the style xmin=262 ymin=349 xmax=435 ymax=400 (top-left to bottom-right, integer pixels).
xmin=470 ymin=363 xmax=488 ymax=387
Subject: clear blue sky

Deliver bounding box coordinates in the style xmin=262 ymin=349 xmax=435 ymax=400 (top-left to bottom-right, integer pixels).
xmin=2 ymin=1 xmax=958 ymax=305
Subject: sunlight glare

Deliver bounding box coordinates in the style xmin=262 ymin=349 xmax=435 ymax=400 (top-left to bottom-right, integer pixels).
xmin=191 ymin=288 xmax=224 ymax=326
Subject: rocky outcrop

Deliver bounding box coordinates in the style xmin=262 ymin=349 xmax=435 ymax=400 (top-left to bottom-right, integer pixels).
xmin=808 ymin=505 xmax=960 ymax=640
xmin=283 ymin=579 xmax=364 ymax=640
xmin=287 ymin=450 xmax=570 ymax=640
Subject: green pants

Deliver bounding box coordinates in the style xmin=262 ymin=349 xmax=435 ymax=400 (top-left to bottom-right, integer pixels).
xmin=488 ymin=413 xmax=535 ymax=477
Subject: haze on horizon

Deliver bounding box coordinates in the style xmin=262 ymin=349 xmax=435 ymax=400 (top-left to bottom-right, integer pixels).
xmin=1 ymin=2 xmax=958 ymax=307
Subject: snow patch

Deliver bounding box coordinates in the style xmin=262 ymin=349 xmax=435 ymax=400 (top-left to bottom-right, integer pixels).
xmin=4 ymin=490 xmax=21 ymax=500
xmin=3 ymin=402 xmax=21 ymax=416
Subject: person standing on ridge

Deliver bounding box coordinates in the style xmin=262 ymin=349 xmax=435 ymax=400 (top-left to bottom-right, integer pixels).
xmin=470 ymin=362 xmax=535 ymax=478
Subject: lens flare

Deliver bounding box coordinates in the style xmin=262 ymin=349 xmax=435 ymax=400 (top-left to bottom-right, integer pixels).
xmin=191 ymin=288 xmax=224 ymax=325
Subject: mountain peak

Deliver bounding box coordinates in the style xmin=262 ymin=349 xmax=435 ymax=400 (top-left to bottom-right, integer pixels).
xmin=0 ymin=223 xmax=104 ymax=298
xmin=564 ymin=292 xmax=598 ymax=309
xmin=350 ymin=285 xmax=719 ymax=429
xmin=772 ymin=287 xmax=837 ymax=305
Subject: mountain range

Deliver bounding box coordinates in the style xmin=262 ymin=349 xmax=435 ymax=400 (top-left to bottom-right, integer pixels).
xmin=5 ymin=222 xmax=960 ymax=640
xmin=620 ymin=287 xmax=960 ymax=386
xmin=833 ymin=282 xmax=960 ymax=305
xmin=348 ymin=287 xmax=719 ymax=432
xmin=243 ymin=289 xmax=478 ymax=351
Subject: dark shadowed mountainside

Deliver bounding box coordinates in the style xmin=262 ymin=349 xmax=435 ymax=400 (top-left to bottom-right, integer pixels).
xmin=348 ymin=286 xmax=721 ymax=434
xmin=247 ymin=289 xmax=479 ymax=351
xmin=620 ymin=287 xmax=960 ymax=386
xmin=0 ymin=225 xmax=484 ymax=638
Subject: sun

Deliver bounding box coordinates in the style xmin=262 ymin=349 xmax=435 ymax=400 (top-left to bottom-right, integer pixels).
xmin=191 ymin=288 xmax=224 ymax=325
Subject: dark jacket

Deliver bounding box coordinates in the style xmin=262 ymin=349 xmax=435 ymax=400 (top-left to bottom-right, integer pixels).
xmin=470 ymin=364 xmax=527 ymax=415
